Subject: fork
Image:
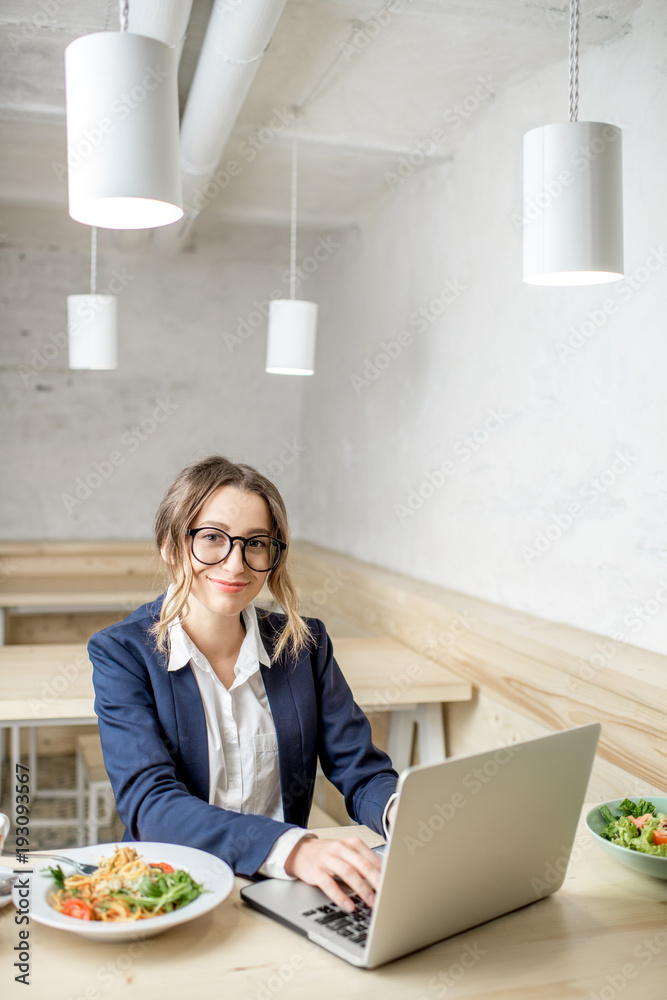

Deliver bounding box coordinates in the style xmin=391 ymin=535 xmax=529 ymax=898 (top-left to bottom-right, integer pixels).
xmin=1 ymin=852 xmax=97 ymax=875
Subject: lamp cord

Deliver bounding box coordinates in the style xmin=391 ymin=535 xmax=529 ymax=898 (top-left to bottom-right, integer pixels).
xmin=568 ymin=0 xmax=579 ymax=122
xmin=289 ymin=134 xmax=298 ymax=301
xmin=90 ymin=227 xmax=97 ymax=296
xmin=120 ymin=0 xmax=129 ymax=32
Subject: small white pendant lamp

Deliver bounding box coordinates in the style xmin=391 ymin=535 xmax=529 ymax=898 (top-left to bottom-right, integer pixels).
xmin=68 ymin=227 xmax=118 ymax=370
xmin=523 ymin=0 xmax=623 ymax=285
xmin=266 ymin=135 xmax=318 ymax=376
xmin=64 ymin=0 xmax=183 ymax=230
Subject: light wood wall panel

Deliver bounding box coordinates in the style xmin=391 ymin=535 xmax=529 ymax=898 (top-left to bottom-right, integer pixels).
xmin=291 ymin=541 xmax=667 ymax=795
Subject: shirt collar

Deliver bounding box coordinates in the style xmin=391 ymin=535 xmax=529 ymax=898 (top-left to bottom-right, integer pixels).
xmin=166 ymin=590 xmax=271 ymax=675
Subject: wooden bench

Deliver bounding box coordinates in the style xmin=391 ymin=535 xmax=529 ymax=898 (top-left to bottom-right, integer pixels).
xmin=291 ymin=540 xmax=667 ymax=800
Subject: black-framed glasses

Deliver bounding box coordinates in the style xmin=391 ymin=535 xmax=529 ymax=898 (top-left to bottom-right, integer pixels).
xmin=187 ymin=526 xmax=286 ymax=573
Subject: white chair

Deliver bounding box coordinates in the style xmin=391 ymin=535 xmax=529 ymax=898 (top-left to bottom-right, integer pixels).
xmin=76 ymin=733 xmax=114 ymax=846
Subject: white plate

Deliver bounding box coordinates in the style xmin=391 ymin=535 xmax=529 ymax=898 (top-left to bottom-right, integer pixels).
xmin=13 ymin=842 xmax=234 ymax=941
xmin=0 ymin=865 xmax=15 ymax=908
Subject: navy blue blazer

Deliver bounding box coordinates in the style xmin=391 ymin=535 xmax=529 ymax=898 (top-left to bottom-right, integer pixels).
xmin=89 ymin=595 xmax=398 ymax=878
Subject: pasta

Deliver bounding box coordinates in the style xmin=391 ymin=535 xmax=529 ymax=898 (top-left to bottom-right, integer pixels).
xmin=48 ymin=846 xmax=203 ymax=921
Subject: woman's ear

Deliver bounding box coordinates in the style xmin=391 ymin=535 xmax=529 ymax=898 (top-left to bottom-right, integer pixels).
xmin=160 ymin=541 xmax=172 ymax=565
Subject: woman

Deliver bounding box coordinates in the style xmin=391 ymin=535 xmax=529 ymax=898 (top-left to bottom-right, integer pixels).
xmin=89 ymin=455 xmax=398 ymax=914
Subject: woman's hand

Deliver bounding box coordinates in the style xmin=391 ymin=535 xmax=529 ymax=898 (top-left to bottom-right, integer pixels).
xmin=284 ymin=835 xmax=382 ymax=913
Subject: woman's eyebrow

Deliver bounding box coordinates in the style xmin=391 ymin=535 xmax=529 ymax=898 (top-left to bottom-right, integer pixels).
xmin=197 ymin=520 xmax=271 ymax=534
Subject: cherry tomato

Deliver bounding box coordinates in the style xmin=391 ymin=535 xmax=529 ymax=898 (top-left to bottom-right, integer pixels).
xmin=652 ymin=819 xmax=667 ymax=846
xmin=62 ymin=898 xmax=93 ymax=920
xmin=151 ymin=862 xmax=174 ymax=873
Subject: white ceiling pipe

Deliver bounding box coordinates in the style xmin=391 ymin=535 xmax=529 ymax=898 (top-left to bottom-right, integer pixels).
xmin=128 ymin=0 xmax=194 ymax=63
xmin=179 ymin=0 xmax=288 ymax=213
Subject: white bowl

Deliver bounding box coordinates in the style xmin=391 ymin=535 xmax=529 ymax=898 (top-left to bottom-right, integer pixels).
xmin=586 ymin=797 xmax=667 ymax=881
xmin=14 ymin=842 xmax=234 ymax=941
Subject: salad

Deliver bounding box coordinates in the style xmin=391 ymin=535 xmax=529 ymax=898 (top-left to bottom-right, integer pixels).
xmin=599 ymin=799 xmax=667 ymax=858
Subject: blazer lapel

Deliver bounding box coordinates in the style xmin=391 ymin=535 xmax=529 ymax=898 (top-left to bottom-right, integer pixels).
xmin=260 ymin=659 xmax=310 ymax=825
xmin=168 ymin=665 xmax=210 ymax=802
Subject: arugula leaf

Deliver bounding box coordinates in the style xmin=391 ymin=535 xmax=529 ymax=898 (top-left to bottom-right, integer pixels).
xmin=618 ymin=798 xmax=656 ymax=818
xmin=108 ymin=868 xmax=205 ymax=915
xmin=47 ymin=865 xmax=65 ymax=890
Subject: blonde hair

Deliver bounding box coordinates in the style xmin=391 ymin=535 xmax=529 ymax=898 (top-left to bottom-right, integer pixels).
xmin=151 ymin=455 xmax=311 ymax=661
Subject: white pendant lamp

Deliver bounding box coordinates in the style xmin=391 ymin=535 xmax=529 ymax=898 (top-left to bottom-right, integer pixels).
xmin=68 ymin=228 xmax=118 ymax=370
xmin=64 ymin=0 xmax=183 ymax=230
xmin=266 ymin=135 xmax=318 ymax=376
xmin=523 ymin=0 xmax=623 ymax=285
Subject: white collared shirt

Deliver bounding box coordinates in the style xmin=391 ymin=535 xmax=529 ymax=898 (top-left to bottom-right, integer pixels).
xmin=167 ymin=600 xmax=308 ymax=877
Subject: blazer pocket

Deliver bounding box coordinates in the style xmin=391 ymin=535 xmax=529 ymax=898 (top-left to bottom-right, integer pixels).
xmin=251 ymin=733 xmax=281 ymax=815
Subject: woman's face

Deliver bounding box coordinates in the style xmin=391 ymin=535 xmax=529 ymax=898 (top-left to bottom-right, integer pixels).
xmin=186 ymin=485 xmax=273 ymax=622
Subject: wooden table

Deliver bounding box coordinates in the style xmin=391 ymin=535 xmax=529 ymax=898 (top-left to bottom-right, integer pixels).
xmin=0 ymin=645 xmax=98 ymax=827
xmin=0 ymin=637 xmax=472 ymax=822
xmin=331 ymin=637 xmax=472 ymax=770
xmin=0 ymin=575 xmax=163 ymax=645
xmin=2 ymin=818 xmax=665 ymax=1000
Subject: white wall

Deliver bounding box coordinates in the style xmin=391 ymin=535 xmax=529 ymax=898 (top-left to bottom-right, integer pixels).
xmin=300 ymin=0 xmax=667 ymax=657
xmin=1 ymin=1 xmax=665 ymax=658
xmin=0 ymin=207 xmax=318 ymax=540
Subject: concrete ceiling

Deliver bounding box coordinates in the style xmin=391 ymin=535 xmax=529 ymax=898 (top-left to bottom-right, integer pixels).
xmin=0 ymin=0 xmax=641 ymax=237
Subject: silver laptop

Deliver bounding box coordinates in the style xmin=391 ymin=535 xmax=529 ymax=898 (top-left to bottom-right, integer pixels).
xmin=241 ymin=723 xmax=600 ymax=968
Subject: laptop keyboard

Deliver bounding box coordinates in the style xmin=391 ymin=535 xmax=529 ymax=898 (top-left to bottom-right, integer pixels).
xmin=301 ymin=895 xmax=371 ymax=947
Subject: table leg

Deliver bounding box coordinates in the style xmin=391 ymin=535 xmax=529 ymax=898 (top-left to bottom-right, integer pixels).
xmin=415 ymin=703 xmax=446 ymax=764
xmin=10 ymin=724 xmax=20 ymax=825
xmin=387 ymin=712 xmax=416 ymax=773
xmin=0 ymin=608 xmax=5 ymax=646
xmin=387 ymin=704 xmax=447 ymax=772
xmin=0 ymin=725 xmax=4 ymax=811
xmin=29 ymin=727 xmax=37 ymax=795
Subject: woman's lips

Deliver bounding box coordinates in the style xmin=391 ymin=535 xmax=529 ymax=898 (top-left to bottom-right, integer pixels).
xmin=207 ymin=577 xmax=248 ymax=593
